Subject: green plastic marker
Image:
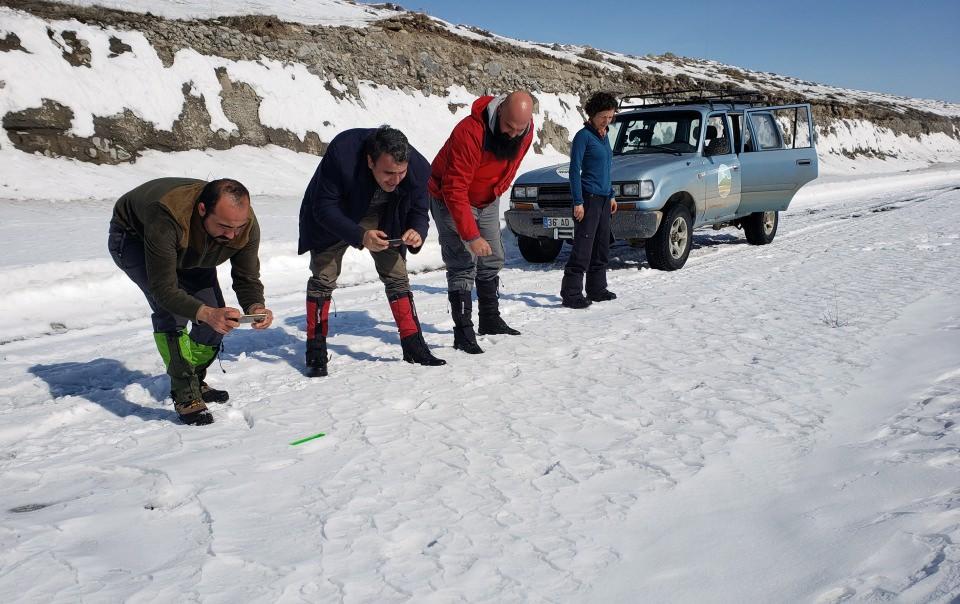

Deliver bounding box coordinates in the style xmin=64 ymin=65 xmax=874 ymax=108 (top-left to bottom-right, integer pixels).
xmin=290 ymin=432 xmax=326 ymax=446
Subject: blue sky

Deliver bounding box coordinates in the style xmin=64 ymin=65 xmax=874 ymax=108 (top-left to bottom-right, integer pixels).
xmin=382 ymin=0 xmax=960 ymax=103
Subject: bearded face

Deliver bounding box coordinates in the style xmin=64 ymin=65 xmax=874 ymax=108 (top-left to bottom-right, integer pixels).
xmin=487 ymin=115 xmax=526 ymax=160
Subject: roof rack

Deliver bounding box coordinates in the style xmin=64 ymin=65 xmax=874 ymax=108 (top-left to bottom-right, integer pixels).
xmin=618 ymin=88 xmax=766 ymax=110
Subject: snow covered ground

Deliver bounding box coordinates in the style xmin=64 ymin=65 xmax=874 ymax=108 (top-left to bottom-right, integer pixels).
xmin=1 ymin=162 xmax=958 ymax=601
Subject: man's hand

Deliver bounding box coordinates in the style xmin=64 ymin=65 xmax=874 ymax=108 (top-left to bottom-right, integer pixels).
xmin=610 ymin=197 xmax=618 ymax=215
xmin=197 ymin=305 xmax=242 ymax=335
xmin=401 ymin=228 xmax=422 ymax=248
xmin=247 ymin=304 xmax=274 ymax=330
xmin=362 ymin=229 xmax=390 ymax=251
xmin=468 ymin=237 xmax=493 ymax=257
xmin=573 ymin=204 xmax=585 ymax=222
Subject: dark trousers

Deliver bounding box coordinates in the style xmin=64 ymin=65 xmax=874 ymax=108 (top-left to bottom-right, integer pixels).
xmin=108 ymin=223 xmax=225 ymax=402
xmin=561 ymin=192 xmax=611 ymax=300
xmin=108 ymin=223 xmax=224 ymax=347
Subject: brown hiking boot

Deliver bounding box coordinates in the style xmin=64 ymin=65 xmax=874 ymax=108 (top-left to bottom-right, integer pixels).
xmin=174 ymin=399 xmax=214 ymax=425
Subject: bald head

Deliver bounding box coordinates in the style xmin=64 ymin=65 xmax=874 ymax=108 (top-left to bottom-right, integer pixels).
xmin=498 ymin=90 xmax=533 ymax=138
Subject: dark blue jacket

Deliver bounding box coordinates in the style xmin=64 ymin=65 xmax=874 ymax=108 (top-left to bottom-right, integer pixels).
xmin=298 ymin=128 xmax=431 ymax=254
xmin=569 ymin=123 xmax=614 ymax=206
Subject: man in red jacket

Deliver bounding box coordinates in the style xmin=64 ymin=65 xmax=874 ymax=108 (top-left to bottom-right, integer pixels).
xmin=429 ymin=91 xmax=534 ymax=354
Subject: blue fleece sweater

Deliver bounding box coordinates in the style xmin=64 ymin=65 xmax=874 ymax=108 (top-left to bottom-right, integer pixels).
xmin=568 ymin=123 xmax=614 ymax=206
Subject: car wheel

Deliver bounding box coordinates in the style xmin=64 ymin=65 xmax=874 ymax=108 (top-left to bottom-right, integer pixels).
xmin=645 ymin=205 xmax=692 ymax=271
xmin=743 ymin=210 xmax=778 ymax=245
xmin=517 ymin=236 xmax=563 ymax=263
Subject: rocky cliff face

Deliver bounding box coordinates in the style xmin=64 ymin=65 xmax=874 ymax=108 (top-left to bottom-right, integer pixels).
xmin=2 ymin=0 xmax=959 ymax=166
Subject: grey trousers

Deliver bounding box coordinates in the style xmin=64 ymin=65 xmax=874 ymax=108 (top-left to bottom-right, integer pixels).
xmin=306 ymin=214 xmax=410 ymax=297
xmin=430 ymin=197 xmax=504 ymax=292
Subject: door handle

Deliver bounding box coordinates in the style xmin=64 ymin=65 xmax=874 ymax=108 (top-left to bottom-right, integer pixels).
xmin=797 ymin=159 xmax=811 ymax=166
xmin=731 ymin=165 xmax=740 ymax=171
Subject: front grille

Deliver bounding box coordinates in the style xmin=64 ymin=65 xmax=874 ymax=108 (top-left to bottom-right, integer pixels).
xmin=535 ymin=184 xmax=572 ymax=208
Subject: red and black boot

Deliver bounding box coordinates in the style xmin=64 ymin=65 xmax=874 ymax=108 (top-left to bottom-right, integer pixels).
xmin=305 ymin=292 xmax=331 ymax=377
xmin=389 ymin=291 xmax=446 ymax=366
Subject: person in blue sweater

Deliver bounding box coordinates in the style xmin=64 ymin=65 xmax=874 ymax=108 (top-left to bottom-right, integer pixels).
xmin=560 ymin=92 xmax=619 ymax=308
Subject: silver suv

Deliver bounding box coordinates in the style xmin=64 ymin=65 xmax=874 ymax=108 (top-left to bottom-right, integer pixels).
xmin=505 ymin=91 xmax=819 ymax=269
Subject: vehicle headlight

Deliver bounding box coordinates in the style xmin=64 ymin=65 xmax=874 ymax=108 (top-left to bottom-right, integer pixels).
xmin=639 ymin=180 xmax=655 ymax=199
xmin=512 ymin=186 xmax=538 ymax=199
xmin=618 ymin=181 xmax=655 ymax=199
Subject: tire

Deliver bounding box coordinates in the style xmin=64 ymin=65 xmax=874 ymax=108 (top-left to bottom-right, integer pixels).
xmin=743 ymin=210 xmax=778 ymax=245
xmin=645 ymin=204 xmax=692 ymax=271
xmin=517 ymin=236 xmax=563 ymax=263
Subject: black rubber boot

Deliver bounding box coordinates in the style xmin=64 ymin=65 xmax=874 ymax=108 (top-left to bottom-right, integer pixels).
xmin=587 ymin=290 xmax=617 ymax=302
xmin=306 ymin=337 xmax=328 ymax=377
xmin=448 ymin=290 xmax=483 ymax=354
xmin=476 ymin=277 xmax=520 ymax=336
xmin=562 ymin=296 xmax=592 ymax=309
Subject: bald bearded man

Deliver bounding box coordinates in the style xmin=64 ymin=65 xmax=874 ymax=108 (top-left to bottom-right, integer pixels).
xmin=428 ymin=91 xmax=534 ymax=354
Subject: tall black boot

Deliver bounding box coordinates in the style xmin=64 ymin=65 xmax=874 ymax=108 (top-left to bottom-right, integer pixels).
xmin=389 ymin=291 xmax=446 ymax=366
xmin=476 ymin=277 xmax=520 ymax=336
xmin=306 ymin=293 xmax=331 ymax=377
xmin=448 ymin=290 xmax=483 ymax=354
xmin=306 ymin=337 xmax=328 ymax=377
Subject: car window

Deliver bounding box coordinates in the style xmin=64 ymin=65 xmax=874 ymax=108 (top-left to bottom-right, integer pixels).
xmin=613 ymin=110 xmax=701 ymax=155
xmin=750 ymin=113 xmax=782 ymax=150
xmin=704 ymin=114 xmax=731 ymax=156
xmin=606 ymin=120 xmax=622 ymax=150
xmin=747 ymin=107 xmax=814 ymax=151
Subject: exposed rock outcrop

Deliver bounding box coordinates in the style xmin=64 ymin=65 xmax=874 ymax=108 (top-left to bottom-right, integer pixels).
xmin=1 ymin=0 xmax=958 ymax=164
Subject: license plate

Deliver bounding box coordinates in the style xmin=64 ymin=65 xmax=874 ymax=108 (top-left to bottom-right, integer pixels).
xmin=543 ymin=217 xmax=573 ymax=228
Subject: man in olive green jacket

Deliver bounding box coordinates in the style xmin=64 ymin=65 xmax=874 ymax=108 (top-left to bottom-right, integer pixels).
xmin=109 ymin=178 xmax=274 ymax=425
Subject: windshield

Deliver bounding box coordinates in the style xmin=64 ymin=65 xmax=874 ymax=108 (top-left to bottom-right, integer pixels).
xmin=612 ymin=111 xmax=702 ymax=155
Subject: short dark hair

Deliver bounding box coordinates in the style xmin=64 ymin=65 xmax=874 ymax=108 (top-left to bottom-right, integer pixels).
xmin=364 ymin=125 xmax=410 ymax=164
xmin=584 ymin=92 xmax=619 ymax=118
xmin=198 ymin=178 xmax=250 ymax=210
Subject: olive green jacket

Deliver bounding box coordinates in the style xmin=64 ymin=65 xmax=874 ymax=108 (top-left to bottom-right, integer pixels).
xmin=112 ymin=178 xmax=264 ymax=320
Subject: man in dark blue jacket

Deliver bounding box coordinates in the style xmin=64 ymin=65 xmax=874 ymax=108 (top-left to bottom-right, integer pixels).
xmin=299 ymin=126 xmax=445 ymax=376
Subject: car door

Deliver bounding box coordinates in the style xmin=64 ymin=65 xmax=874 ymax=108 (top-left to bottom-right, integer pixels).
xmin=737 ymin=104 xmax=818 ymax=215
xmin=700 ymin=113 xmax=741 ymax=222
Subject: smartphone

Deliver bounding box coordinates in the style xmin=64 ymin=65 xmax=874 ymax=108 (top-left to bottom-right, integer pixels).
xmin=237 ymin=313 xmax=267 ymax=324
xmin=385 ymin=238 xmax=404 ymax=247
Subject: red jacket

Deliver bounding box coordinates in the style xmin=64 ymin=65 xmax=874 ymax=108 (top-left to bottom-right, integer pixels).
xmin=428 ymin=96 xmax=534 ymax=241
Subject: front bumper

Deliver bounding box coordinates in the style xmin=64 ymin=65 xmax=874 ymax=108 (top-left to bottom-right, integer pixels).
xmin=505 ymin=208 xmax=662 ymax=240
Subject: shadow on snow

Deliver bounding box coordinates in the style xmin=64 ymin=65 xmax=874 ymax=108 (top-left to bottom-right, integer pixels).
xmin=29 ymin=359 xmax=178 ymax=423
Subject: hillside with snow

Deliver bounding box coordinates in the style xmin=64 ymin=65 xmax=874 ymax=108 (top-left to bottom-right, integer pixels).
xmin=1 ymin=1 xmax=959 ymax=603
xmin=2 ymin=0 xmax=960 ymax=201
